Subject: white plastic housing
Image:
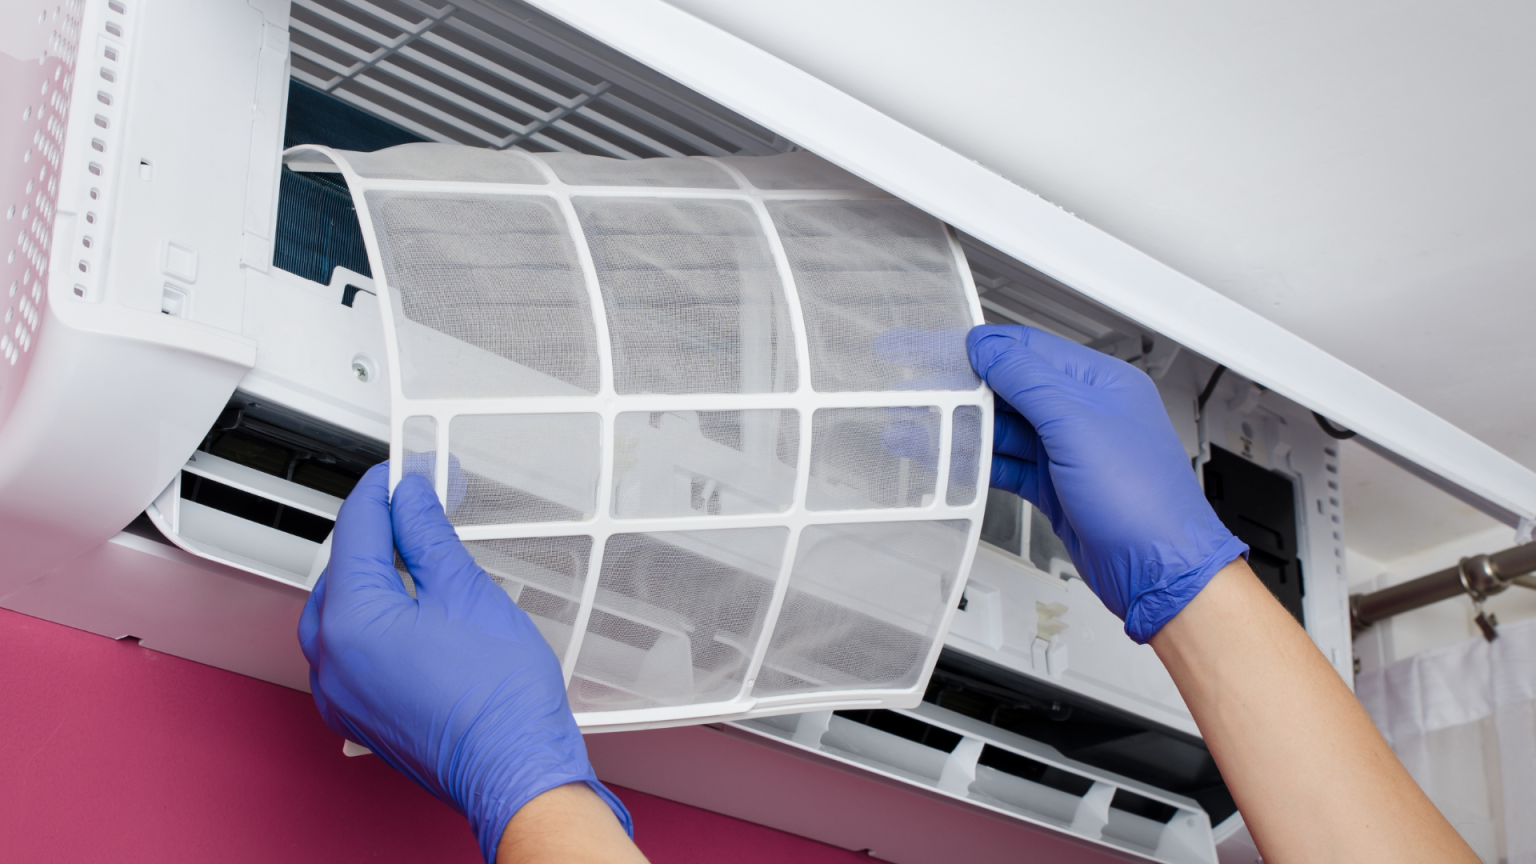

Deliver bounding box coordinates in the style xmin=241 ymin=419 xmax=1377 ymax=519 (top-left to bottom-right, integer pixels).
xmin=0 ymin=0 xmax=265 ymax=588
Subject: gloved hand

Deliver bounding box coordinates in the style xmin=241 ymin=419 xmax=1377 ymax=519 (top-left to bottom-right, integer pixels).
xmin=967 ymin=325 xmax=1248 ymax=643
xmin=298 ymin=464 xmax=631 ymax=862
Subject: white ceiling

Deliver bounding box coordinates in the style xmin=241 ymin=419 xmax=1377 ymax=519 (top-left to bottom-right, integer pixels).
xmin=661 ymin=0 xmax=1535 ymax=563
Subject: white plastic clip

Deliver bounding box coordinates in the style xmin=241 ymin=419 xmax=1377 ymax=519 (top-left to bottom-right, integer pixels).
xmin=1515 ymin=516 xmax=1534 ymax=546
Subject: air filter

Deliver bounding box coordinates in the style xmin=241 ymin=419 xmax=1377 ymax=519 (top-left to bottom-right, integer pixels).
xmin=285 ymin=143 xmax=991 ymax=730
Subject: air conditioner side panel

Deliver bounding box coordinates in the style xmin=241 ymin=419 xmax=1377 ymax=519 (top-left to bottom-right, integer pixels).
xmin=0 ymin=309 xmax=252 ymax=591
xmin=0 ymin=529 xmax=310 ymax=691
xmin=0 ymin=0 xmax=283 ymax=585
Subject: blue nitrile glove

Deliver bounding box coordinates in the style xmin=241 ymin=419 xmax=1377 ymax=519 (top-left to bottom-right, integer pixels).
xmin=298 ymin=464 xmax=631 ymax=862
xmin=967 ymin=325 xmax=1248 ymax=643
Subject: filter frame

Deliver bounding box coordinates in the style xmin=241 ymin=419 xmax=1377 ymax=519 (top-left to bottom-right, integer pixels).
xmin=285 ymin=143 xmax=992 ymax=731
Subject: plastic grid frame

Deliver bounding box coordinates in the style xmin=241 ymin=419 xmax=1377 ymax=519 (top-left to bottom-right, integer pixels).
xmin=285 ymin=144 xmax=992 ymax=731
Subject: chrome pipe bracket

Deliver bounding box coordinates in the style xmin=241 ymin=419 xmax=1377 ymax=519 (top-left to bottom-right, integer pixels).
xmin=1457 ymin=555 xmax=1507 ymax=641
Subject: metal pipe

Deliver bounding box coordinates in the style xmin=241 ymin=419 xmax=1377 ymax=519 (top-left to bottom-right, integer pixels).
xmin=1351 ymin=542 xmax=1536 ymax=635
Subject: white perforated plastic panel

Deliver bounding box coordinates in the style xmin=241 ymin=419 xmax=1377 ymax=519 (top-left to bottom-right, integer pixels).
xmin=1 ymin=0 xmax=81 ymax=424
xmin=286 ymin=143 xmax=990 ymax=730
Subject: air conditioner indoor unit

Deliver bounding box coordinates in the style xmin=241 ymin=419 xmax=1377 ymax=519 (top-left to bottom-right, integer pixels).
xmin=4 ymin=2 xmax=1534 ymax=864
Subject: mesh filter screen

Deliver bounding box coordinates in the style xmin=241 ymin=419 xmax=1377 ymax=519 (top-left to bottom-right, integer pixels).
xmin=450 ymin=413 xmax=600 ymax=525
xmin=768 ymin=199 xmax=979 ymax=393
xmin=717 ymin=152 xmax=877 ymax=191
xmin=542 ymin=153 xmax=735 ymax=188
xmin=302 ymin=143 xmax=990 ymax=729
xmin=468 ymin=536 xmax=592 ymax=664
xmin=348 ymin=142 xmax=547 ymax=183
xmin=569 ymin=528 xmax=785 ymax=712
xmin=401 ymin=415 xmax=436 ymax=485
xmin=613 ymin=410 xmax=799 ymax=518
xmin=369 ymin=192 xmax=599 ymax=397
xmin=808 ymin=407 xmax=938 ymax=511
xmin=948 ymin=405 xmax=983 ymax=507
xmin=754 ymin=520 xmax=969 ymax=697
xmin=575 ymin=197 xmax=796 ymax=395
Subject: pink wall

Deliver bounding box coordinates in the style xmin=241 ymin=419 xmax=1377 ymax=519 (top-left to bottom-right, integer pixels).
xmin=0 ymin=607 xmax=867 ymax=863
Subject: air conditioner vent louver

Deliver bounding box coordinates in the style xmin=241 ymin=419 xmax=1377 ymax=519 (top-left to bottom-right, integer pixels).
xmin=146 ymin=395 xmax=387 ymax=587
xmin=287 ymin=0 xmax=780 ymax=158
xmin=738 ymin=698 xmax=1219 ymax=864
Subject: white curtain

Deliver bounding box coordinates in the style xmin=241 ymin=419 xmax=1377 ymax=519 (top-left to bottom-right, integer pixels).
xmin=1357 ymin=615 xmax=1536 ymax=864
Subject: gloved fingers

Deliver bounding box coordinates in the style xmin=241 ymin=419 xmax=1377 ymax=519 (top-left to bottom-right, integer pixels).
xmin=390 ymin=473 xmax=486 ymax=604
xmin=990 ymin=454 xmax=1041 ymax=506
xmin=993 ymin=407 xmax=1041 ymax=463
xmin=967 ymin=326 xmax=1082 ymax=424
xmin=970 ymin=324 xmax=1135 ymax=389
xmin=968 ymin=326 xmax=1072 ymax=383
xmin=327 ymin=464 xmax=414 ymax=604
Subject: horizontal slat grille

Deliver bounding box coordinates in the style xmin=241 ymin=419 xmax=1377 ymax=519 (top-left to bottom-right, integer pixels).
xmin=288 ymin=0 xmax=782 ymax=157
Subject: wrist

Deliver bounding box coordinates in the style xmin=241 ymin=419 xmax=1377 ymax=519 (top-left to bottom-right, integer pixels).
xmin=494 ymin=781 xmax=640 ymax=864
xmin=465 ymin=744 xmax=628 ymax=863
xmin=1122 ymin=534 xmax=1248 ymax=644
xmin=462 ymin=725 xmax=633 ymax=863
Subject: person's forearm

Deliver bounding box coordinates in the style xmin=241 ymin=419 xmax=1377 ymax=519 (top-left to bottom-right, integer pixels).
xmin=1151 ymin=560 xmax=1476 ymax=864
xmin=496 ymin=783 xmax=650 ymax=864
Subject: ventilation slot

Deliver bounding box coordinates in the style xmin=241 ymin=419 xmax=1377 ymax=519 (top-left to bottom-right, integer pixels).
xmin=148 ymin=396 xmax=387 ymax=587
xmin=836 ymin=709 xmax=961 ymax=753
xmin=179 ymin=473 xmax=334 ymax=543
xmin=735 ymin=700 xmax=1217 ymax=864
xmin=926 ymin=649 xmax=1236 ymax=826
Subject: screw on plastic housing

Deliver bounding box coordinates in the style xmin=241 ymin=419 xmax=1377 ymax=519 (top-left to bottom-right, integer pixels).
xmin=351 ymin=354 xmax=375 ymax=383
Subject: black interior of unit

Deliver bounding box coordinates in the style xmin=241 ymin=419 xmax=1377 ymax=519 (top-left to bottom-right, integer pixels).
xmin=836 ymin=708 xmax=963 ymax=753
xmin=181 ymin=473 xmax=335 ymax=542
xmin=273 ymin=167 xmax=372 ymax=287
xmin=1203 ymin=445 xmax=1305 ymax=625
xmin=926 ymin=649 xmax=1236 ymax=825
xmin=123 ymin=511 xmax=174 ymax=547
xmin=835 ymin=702 xmax=1189 ymax=825
xmin=179 ymin=395 xmax=387 ymax=542
xmin=284 ymin=80 xmax=428 ymax=154
xmin=273 ymin=81 xmax=413 ymax=286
